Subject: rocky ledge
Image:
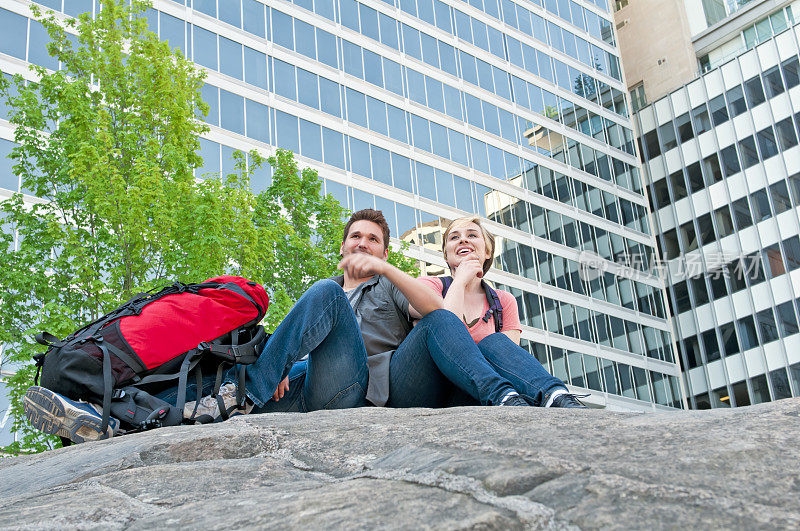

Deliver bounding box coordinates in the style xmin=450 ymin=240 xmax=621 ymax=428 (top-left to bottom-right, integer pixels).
xmin=1 ymin=399 xmax=800 ymax=529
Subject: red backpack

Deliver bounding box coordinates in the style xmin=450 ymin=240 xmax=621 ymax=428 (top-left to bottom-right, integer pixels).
xmin=32 ymin=275 xmax=269 ymax=437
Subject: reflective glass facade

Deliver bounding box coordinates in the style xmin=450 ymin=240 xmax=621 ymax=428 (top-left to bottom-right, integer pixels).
xmin=637 ymin=19 xmax=800 ymax=408
xmin=0 ymin=0 xmax=684 ymax=412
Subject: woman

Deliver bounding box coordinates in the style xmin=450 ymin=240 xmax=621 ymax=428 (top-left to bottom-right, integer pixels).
xmin=418 ymin=216 xmax=587 ymax=408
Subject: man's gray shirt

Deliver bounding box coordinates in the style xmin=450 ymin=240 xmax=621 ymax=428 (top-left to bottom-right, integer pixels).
xmin=331 ymin=275 xmax=412 ymax=406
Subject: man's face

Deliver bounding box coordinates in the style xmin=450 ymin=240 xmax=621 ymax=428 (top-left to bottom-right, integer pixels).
xmin=340 ymin=220 xmax=388 ymax=260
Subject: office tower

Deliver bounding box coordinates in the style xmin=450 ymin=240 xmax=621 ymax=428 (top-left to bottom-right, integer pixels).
xmin=0 ymin=0 xmax=686 ymax=444
xmin=616 ymin=0 xmax=800 ymax=407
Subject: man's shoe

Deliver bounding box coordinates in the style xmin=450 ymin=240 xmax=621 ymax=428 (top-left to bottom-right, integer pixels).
xmin=499 ymin=393 xmax=534 ymax=406
xmin=550 ymin=393 xmax=589 ymax=409
xmin=23 ymin=386 xmax=117 ymax=443
xmin=184 ymin=383 xmax=253 ymax=423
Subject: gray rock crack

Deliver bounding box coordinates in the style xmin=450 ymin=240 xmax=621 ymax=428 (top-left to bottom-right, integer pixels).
xmin=354 ymin=467 xmax=580 ymax=530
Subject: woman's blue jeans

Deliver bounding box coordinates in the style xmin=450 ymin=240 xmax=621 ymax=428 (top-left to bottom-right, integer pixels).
xmin=388 ymin=328 xmax=566 ymax=407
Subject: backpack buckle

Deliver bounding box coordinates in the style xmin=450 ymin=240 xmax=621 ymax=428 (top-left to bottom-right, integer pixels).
xmin=228 ymin=346 xmax=241 ymax=361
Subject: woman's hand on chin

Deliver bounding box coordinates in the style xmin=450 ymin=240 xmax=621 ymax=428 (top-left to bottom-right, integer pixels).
xmin=452 ymin=256 xmax=483 ymax=285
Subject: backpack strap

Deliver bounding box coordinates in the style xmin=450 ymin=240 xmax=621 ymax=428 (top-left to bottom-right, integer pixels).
xmin=481 ymin=283 xmax=504 ymax=334
xmin=95 ymin=339 xmax=114 ymax=438
xmin=439 ymin=276 xmax=504 ymax=333
xmin=203 ymin=326 xmax=266 ymax=365
xmin=440 ymin=276 xmax=453 ymax=296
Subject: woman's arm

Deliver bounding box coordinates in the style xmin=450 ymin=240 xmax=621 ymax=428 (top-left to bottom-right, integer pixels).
xmin=502 ymin=329 xmax=521 ymax=344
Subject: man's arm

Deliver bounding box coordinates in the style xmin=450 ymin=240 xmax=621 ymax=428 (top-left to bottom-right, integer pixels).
xmin=338 ymin=254 xmax=443 ymax=317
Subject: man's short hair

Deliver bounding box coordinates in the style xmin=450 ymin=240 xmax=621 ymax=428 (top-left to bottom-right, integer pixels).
xmin=342 ymin=209 xmax=391 ymax=251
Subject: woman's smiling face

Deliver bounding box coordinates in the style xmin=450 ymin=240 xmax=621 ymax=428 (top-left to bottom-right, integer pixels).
xmin=444 ymin=222 xmax=491 ymax=270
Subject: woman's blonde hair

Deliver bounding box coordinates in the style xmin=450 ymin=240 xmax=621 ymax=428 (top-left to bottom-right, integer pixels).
xmin=442 ymin=216 xmax=495 ymax=275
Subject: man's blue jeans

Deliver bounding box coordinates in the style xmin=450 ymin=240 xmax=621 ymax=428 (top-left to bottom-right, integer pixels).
xmin=154 ymin=279 xmax=368 ymax=413
xmin=247 ymin=279 xmax=369 ymax=413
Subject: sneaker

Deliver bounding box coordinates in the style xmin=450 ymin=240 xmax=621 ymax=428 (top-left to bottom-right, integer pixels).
xmin=549 ymin=393 xmax=589 ymax=409
xmin=499 ymin=393 xmax=534 ymax=406
xmin=23 ymin=386 xmax=117 ymax=444
xmin=184 ymin=383 xmax=253 ymax=423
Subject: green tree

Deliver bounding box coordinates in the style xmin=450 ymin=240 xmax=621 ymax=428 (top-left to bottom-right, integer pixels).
xmin=0 ymin=1 xmax=354 ymax=453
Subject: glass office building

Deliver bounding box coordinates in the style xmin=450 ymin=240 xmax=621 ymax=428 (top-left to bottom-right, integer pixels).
xmin=0 ymin=0 xmax=685 ymax=435
xmin=636 ymin=13 xmax=800 ymax=408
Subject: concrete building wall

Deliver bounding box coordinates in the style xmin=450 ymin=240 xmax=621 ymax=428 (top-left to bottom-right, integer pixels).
xmin=615 ymin=0 xmax=698 ymax=104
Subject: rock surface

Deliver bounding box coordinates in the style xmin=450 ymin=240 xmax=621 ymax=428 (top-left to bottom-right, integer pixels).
xmin=1 ymin=399 xmax=800 ymax=529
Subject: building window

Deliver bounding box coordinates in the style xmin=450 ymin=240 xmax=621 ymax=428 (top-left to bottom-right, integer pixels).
xmin=683 ymin=336 xmax=702 ymax=369
xmin=751 ymin=374 xmax=771 ymax=403
xmin=697 ymin=213 xmax=715 ymax=246
xmin=750 ymin=189 xmax=773 ymax=222
xmin=744 ymin=76 xmax=766 ymax=108
xmin=770 ymin=182 xmax=792 ymax=215
xmin=709 ymin=270 xmax=728 ymax=300
xmin=702 ymin=329 xmax=720 ymax=362
xmin=702 ymin=0 xmax=727 ymax=26
xmin=630 ymin=83 xmax=646 ymax=113
xmin=686 ymin=162 xmax=704 ymax=193
xmin=770 ymin=368 xmax=792 ymax=400
xmin=719 ymin=322 xmax=740 ymax=356
xmin=726 ymin=85 xmax=747 ymax=117
xmin=783 ymin=236 xmax=800 ymax=270
xmin=709 ymin=94 xmax=729 ymax=125
xmin=670 ymin=170 xmax=688 ymax=201
xmin=691 ymin=276 xmax=709 ymax=306
xmin=782 ymin=57 xmax=799 ymax=89
xmin=652 ymin=178 xmax=670 ymax=210
xmin=737 ymin=315 xmax=759 ymax=350
xmin=692 ymin=104 xmax=712 ymax=135
xmin=738 ymin=136 xmax=759 ymax=169
xmin=659 ymin=122 xmax=677 ymax=151
xmin=732 ymin=381 xmax=751 ymax=406
xmin=702 ymin=154 xmax=723 ymax=185
xmin=714 ymin=205 xmax=735 ymax=238
xmin=675 ymin=113 xmax=694 ymax=143
xmin=775 ymin=117 xmax=798 ymax=151
xmin=763 ymin=244 xmax=785 ymax=278
xmin=731 ymin=197 xmax=753 ymax=230
xmin=711 ymin=386 xmax=730 ymax=408
xmin=680 ymin=220 xmax=698 ymax=252
xmin=776 ymin=301 xmax=799 ymax=337
xmin=756 ymin=308 xmax=780 ymax=344
xmin=673 ymin=280 xmax=691 ymax=313
xmin=613 ymin=0 xmax=629 ymax=12
xmin=643 ymin=129 xmax=660 ymax=160
xmin=763 ymin=66 xmax=785 ymax=98
xmin=742 ymin=6 xmax=794 ymax=49
xmin=720 ymin=145 xmax=741 ymax=177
